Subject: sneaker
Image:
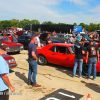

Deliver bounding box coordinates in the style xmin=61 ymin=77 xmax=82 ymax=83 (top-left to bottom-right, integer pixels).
xmin=72 ymin=75 xmax=75 ymax=78
xmin=87 ymin=78 xmax=90 ymax=80
xmin=93 ymin=78 xmax=96 ymax=81
xmin=79 ymin=76 xmax=82 ymax=79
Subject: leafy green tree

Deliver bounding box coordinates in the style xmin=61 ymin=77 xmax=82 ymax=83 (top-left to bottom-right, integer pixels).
xmin=42 ymin=21 xmax=53 ymax=25
xmin=11 ymin=19 xmax=19 ymax=27
xmin=30 ymin=20 xmax=40 ymax=24
xmin=73 ymin=23 xmax=77 ymax=26
xmin=58 ymin=22 xmax=66 ymax=25
xmin=0 ymin=21 xmax=3 ymax=29
xmin=19 ymin=19 xmax=30 ymax=28
xmin=79 ymin=23 xmax=85 ymax=27
xmin=42 ymin=21 xmax=48 ymax=24
xmin=1 ymin=20 xmax=11 ymax=29
xmin=98 ymin=23 xmax=100 ymax=30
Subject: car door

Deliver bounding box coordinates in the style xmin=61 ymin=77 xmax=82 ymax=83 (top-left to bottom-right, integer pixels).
xmin=18 ymin=36 xmax=25 ymax=44
xmin=48 ymin=46 xmax=75 ymax=68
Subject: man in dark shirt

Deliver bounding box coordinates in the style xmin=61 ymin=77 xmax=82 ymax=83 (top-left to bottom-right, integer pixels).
xmin=86 ymin=39 xmax=99 ymax=80
xmin=28 ymin=36 xmax=41 ymax=87
xmin=72 ymin=38 xmax=85 ymax=78
xmin=45 ymin=33 xmax=52 ymax=45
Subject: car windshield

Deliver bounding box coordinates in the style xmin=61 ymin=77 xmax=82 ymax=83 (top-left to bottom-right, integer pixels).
xmin=0 ymin=37 xmax=11 ymax=42
xmin=22 ymin=33 xmax=34 ymax=36
xmin=69 ymin=46 xmax=75 ymax=54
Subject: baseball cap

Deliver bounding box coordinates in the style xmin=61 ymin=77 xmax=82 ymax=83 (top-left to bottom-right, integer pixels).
xmin=0 ymin=43 xmax=8 ymax=50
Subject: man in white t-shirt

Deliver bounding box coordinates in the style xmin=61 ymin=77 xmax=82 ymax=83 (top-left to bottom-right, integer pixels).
xmin=35 ymin=33 xmax=41 ymax=47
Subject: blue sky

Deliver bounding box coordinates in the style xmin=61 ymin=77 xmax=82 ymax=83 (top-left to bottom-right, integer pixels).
xmin=0 ymin=0 xmax=100 ymax=25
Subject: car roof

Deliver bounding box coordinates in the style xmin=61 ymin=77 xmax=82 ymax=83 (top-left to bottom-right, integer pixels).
xmin=43 ymin=43 xmax=74 ymax=49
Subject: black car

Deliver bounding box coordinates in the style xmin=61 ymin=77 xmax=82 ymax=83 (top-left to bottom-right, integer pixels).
xmin=40 ymin=33 xmax=61 ymax=46
xmin=18 ymin=33 xmax=34 ymax=49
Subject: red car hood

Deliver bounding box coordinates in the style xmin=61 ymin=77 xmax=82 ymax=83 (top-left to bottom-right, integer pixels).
xmin=1 ymin=41 xmax=23 ymax=47
xmin=3 ymin=54 xmax=14 ymax=60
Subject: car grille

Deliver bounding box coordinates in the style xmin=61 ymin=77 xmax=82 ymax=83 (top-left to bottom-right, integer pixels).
xmin=9 ymin=46 xmax=20 ymax=50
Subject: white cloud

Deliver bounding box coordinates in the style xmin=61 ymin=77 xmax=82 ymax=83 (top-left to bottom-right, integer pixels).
xmin=90 ymin=4 xmax=100 ymax=12
xmin=0 ymin=0 xmax=100 ymax=25
xmin=66 ymin=0 xmax=87 ymax=5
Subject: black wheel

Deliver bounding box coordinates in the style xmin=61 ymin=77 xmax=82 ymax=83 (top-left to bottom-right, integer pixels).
xmin=38 ymin=55 xmax=47 ymax=65
xmin=82 ymin=64 xmax=93 ymax=75
xmin=16 ymin=51 xmax=20 ymax=54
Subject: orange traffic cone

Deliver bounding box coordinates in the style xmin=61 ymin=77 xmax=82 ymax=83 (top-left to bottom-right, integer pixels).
xmin=86 ymin=94 xmax=91 ymax=100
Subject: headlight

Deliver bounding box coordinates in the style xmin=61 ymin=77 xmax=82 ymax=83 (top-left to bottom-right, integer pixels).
xmin=6 ymin=47 xmax=10 ymax=51
xmin=8 ymin=59 xmax=15 ymax=63
xmin=20 ymin=46 xmax=23 ymax=49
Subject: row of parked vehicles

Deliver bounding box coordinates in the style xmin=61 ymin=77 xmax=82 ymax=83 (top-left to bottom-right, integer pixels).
xmin=0 ymin=34 xmax=24 ymax=69
xmin=3 ymin=32 xmax=100 ymax=76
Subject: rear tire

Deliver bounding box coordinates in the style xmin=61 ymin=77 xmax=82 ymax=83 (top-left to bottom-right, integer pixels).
xmin=82 ymin=64 xmax=93 ymax=75
xmin=38 ymin=55 xmax=47 ymax=65
xmin=82 ymin=64 xmax=88 ymax=75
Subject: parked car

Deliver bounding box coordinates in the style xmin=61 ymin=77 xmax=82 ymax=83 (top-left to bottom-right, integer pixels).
xmin=80 ymin=32 xmax=100 ymax=43
xmin=3 ymin=54 xmax=17 ymax=68
xmin=37 ymin=43 xmax=100 ymax=75
xmin=0 ymin=36 xmax=24 ymax=53
xmin=40 ymin=33 xmax=61 ymax=46
xmin=51 ymin=33 xmax=72 ymax=43
xmin=18 ymin=33 xmax=34 ymax=49
xmin=4 ymin=33 xmax=13 ymax=41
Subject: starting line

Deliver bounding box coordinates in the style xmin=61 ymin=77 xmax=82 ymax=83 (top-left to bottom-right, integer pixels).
xmin=17 ymin=65 xmax=100 ymax=88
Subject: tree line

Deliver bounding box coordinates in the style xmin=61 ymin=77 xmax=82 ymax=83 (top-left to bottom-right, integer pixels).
xmin=0 ymin=19 xmax=100 ymax=32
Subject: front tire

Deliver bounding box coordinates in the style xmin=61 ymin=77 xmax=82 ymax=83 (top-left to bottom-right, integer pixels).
xmin=38 ymin=55 xmax=47 ymax=65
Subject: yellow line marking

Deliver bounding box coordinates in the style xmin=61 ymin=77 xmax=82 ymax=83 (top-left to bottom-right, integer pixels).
xmin=17 ymin=65 xmax=100 ymax=88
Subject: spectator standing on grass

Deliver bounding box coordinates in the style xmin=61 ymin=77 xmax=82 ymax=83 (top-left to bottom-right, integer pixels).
xmin=28 ymin=36 xmax=41 ymax=87
xmin=0 ymin=43 xmax=15 ymax=100
xmin=86 ymin=39 xmax=99 ymax=80
xmin=72 ymin=38 xmax=85 ymax=78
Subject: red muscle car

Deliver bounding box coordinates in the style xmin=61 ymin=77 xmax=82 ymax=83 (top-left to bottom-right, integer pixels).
xmin=0 ymin=36 xmax=24 ymax=53
xmin=3 ymin=54 xmax=17 ymax=68
xmin=4 ymin=33 xmax=13 ymax=41
xmin=37 ymin=43 xmax=100 ymax=75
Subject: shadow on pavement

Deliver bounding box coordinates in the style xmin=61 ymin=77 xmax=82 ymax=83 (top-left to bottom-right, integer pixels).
xmin=15 ymin=72 xmax=28 ymax=84
xmin=9 ymin=69 xmax=14 ymax=73
xmin=47 ymin=63 xmax=84 ymax=78
xmin=81 ymin=81 xmax=100 ymax=93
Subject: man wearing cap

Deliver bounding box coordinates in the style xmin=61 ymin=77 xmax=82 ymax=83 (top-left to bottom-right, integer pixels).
xmin=72 ymin=38 xmax=85 ymax=78
xmin=86 ymin=39 xmax=99 ymax=80
xmin=0 ymin=43 xmax=15 ymax=100
xmin=64 ymin=34 xmax=69 ymax=43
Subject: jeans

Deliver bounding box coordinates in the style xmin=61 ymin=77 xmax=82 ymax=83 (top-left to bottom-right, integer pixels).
xmin=73 ymin=58 xmax=83 ymax=76
xmin=0 ymin=89 xmax=9 ymax=100
xmin=88 ymin=58 xmax=97 ymax=79
xmin=28 ymin=59 xmax=37 ymax=84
